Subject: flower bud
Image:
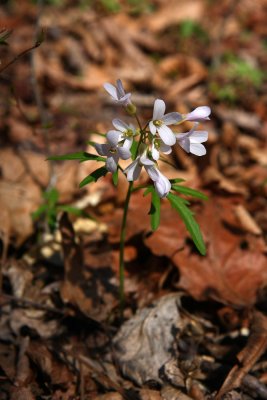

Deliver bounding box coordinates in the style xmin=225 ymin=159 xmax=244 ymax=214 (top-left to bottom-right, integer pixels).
xmin=126 ymin=103 xmax=137 ymax=115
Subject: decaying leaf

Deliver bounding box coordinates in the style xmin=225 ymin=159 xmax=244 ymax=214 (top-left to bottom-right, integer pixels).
xmin=216 ymin=310 xmax=267 ymax=399
xmin=113 ymin=294 xmax=183 ymax=386
xmin=172 ymin=198 xmax=267 ymax=306
xmin=59 ymin=213 xmax=117 ymax=320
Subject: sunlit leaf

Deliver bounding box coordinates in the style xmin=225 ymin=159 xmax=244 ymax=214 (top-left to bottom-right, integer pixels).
xmin=169 ymin=178 xmax=185 ymax=184
xmin=130 ymin=140 xmax=139 ymax=159
xmin=47 ymin=152 xmax=105 ymax=162
xmin=79 ymin=166 xmax=108 ymax=188
xmin=112 ymin=169 xmax=119 ymax=186
xmin=31 ymin=204 xmax=48 ymax=220
xmin=144 ymin=187 xmax=161 ymax=231
xmin=43 ymin=187 xmax=59 ymax=206
xmin=171 ymin=185 xmax=208 ymax=200
xmin=167 ymin=192 xmax=206 ymax=255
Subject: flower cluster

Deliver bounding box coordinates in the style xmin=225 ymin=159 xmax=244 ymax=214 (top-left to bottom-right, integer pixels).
xmin=96 ymin=79 xmax=210 ymax=198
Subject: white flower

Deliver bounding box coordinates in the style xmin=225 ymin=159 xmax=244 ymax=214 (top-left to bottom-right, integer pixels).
xmin=103 ymin=79 xmax=132 ymax=106
xmin=124 ymin=151 xmax=154 ymax=182
xmin=184 ymin=106 xmax=211 ymax=122
xmin=149 ymin=99 xmax=182 ymax=146
xmin=95 ymin=130 xmax=131 ymax=173
xmin=151 ymin=137 xmax=172 ymax=161
xmin=112 ymin=118 xmax=135 ymax=150
xmin=176 ymin=123 xmax=208 ymax=156
xmin=124 ymin=146 xmax=171 ymax=198
xmin=146 ymin=166 xmax=171 ymax=198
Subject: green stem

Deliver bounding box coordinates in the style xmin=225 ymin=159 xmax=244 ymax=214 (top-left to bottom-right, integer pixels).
xmin=118 ymin=113 xmax=144 ymax=315
xmin=119 ymin=180 xmax=133 ymax=314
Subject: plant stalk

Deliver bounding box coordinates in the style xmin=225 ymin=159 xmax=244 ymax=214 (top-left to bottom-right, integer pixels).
xmin=119 ymin=180 xmax=133 ymax=315
xmin=118 ymin=112 xmax=143 ymax=315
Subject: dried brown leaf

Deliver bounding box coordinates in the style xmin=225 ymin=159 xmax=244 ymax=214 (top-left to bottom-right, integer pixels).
xmin=172 ymin=198 xmax=267 ymax=306
xmin=216 ymin=310 xmax=267 ymax=399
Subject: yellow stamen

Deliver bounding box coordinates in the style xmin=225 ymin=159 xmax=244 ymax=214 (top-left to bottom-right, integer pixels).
xmin=154 ymin=119 xmax=163 ymax=127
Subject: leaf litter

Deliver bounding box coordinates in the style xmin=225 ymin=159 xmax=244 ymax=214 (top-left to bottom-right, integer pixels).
xmin=0 ymin=0 xmax=267 ymax=398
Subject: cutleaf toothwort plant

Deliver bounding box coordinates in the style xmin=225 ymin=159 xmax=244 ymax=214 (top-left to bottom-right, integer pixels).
xmin=49 ymin=80 xmax=210 ymax=306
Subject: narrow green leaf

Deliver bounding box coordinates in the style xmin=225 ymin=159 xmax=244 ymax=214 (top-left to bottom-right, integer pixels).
xmin=167 ymin=192 xmax=206 ymax=255
xmin=143 ymin=187 xmax=153 ymax=196
xmin=79 ymin=166 xmax=108 ymax=188
xmin=112 ymin=169 xmax=119 ymax=186
xmin=47 ymin=208 xmax=57 ymax=233
xmin=130 ymin=140 xmax=139 ymax=159
xmin=31 ymin=204 xmax=48 ymax=220
xmin=144 ymin=187 xmax=161 ymax=231
xmin=47 ymin=152 xmax=105 ymax=162
xmin=149 ymin=189 xmax=161 ymax=231
xmin=44 ymin=188 xmax=59 ymax=206
xmin=171 ymin=185 xmax=208 ymax=200
xmin=169 ymin=178 xmax=185 ymax=184
xmin=132 ymin=184 xmax=153 ymax=193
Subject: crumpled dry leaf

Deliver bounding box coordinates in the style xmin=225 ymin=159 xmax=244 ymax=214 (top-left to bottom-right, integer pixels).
xmin=59 ymin=213 xmax=117 ymax=320
xmin=145 ymin=0 xmax=204 ymax=32
xmin=216 ymin=310 xmax=267 ymax=399
xmin=153 ymin=55 xmax=207 ymax=98
xmin=113 ymin=293 xmax=183 ymax=386
xmin=0 ymin=180 xmax=41 ymax=245
xmin=9 ymin=308 xmax=63 ymax=339
xmin=27 ymin=341 xmax=73 ymax=388
xmin=172 ymin=198 xmax=267 ymax=306
xmin=138 ymin=389 xmax=163 ymax=400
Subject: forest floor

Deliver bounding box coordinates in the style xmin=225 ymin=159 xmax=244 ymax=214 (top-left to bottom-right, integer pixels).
xmin=0 ymin=0 xmax=267 ymax=399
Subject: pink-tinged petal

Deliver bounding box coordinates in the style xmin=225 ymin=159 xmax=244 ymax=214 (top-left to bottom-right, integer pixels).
xmin=103 ymin=83 xmax=118 ymax=100
xmin=189 ymin=131 xmax=208 ymax=143
xmin=125 ymin=160 xmax=142 ymax=181
xmin=154 ymin=172 xmax=171 ymax=198
xmin=117 ymin=146 xmax=131 ymax=160
xmin=155 ymin=179 xmax=171 ymax=198
xmin=153 ymin=99 xmax=166 ymax=120
xmin=106 ymin=154 xmax=119 ymax=172
xmin=177 ymin=138 xmax=190 ymax=153
xmin=145 ymin=165 xmax=159 ymax=181
xmin=123 ymin=137 xmax=133 ymax=150
xmin=158 ymin=125 xmax=176 ymax=146
xmin=118 ymin=93 xmax=132 ymax=105
xmin=140 ymin=155 xmax=154 ymax=166
xmin=107 ymin=130 xmax=121 ymax=146
xmin=149 ymin=120 xmax=157 ymax=135
xmin=162 ymin=112 xmax=183 ymax=125
xmin=152 ymin=145 xmax=160 ymax=160
xmin=116 ymin=79 xmax=125 ymax=97
xmin=154 ymin=177 xmax=171 ymax=198
xmin=112 ymin=118 xmax=129 ymax=132
xmin=185 ymin=106 xmax=211 ymax=121
xmin=190 ymin=143 xmax=206 ymax=156
xmin=95 ymin=143 xmax=110 ymax=156
xmin=175 ymin=132 xmax=189 ymax=140
xmin=117 ymin=93 xmax=131 ymax=107
xmin=175 ymin=123 xmax=198 ymax=140
xmin=159 ymin=142 xmax=172 ymax=154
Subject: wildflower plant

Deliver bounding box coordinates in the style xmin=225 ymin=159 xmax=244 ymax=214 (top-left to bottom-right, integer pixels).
xmin=49 ymin=80 xmax=210 ymax=307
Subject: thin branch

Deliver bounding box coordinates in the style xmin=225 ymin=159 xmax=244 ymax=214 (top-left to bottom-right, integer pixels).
xmin=0 ymin=39 xmax=42 ymax=74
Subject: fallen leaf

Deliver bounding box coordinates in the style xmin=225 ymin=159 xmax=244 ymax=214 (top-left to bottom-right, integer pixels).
xmin=113 ymin=293 xmax=183 ymax=386
xmin=172 ymin=198 xmax=267 ymax=306
xmin=216 ymin=310 xmax=267 ymax=399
